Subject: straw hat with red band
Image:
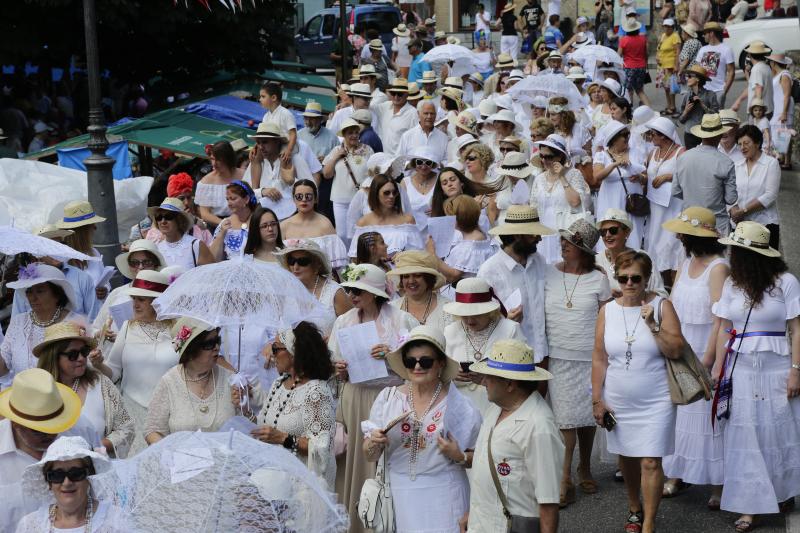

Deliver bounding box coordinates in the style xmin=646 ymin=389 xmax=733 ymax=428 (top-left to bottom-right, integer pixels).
xmin=127 ymin=270 xmax=171 ymax=298
xmin=0 ymin=368 xmax=82 ymax=434
xmin=443 ymin=278 xmax=507 ymax=317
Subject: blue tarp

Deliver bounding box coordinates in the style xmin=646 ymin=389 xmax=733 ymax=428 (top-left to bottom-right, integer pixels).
xmin=57 ymin=141 xmax=133 ymax=180
xmin=183 ymin=95 xmax=304 ymax=131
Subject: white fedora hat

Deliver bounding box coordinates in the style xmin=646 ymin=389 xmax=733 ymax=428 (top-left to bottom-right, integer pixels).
xmin=443 ymin=278 xmax=504 ymax=317
xmin=126 ymin=269 xmax=171 ymax=298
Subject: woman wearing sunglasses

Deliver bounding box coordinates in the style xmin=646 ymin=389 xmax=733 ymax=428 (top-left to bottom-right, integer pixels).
xmin=93 ymin=270 xmax=177 ymax=455
xmin=243 ymin=206 xmax=284 ymax=263
xmin=151 ymin=197 xmax=214 ymax=269
xmin=33 ymin=321 xmax=135 ymax=458
xmin=210 ymin=181 xmax=258 ymax=260
xmin=363 ymin=325 xmax=481 ymax=532
xmin=461 ymin=143 xmax=495 ymax=184
xmin=591 ymin=250 xmax=684 ymax=533
xmin=400 ymin=147 xmax=440 ymax=222
xmin=281 ymin=180 xmax=349 ymax=272
xmin=329 ymin=263 xmax=419 ymax=530
xmin=144 ymin=317 xmax=234 ymax=445
xmin=17 ymin=436 xmax=128 ymax=532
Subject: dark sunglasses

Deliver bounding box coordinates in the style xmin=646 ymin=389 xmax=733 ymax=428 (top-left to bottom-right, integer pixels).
xmin=155 ymin=213 xmax=176 ymax=222
xmin=599 ymin=226 xmax=621 ymax=236
xmin=59 ymin=345 xmax=92 ymax=361
xmin=286 ymin=256 xmax=313 ymax=267
xmin=294 ymin=193 xmax=315 ymax=202
xmin=381 ymin=189 xmax=399 ymax=197
xmin=45 ymin=467 xmax=90 ymax=484
xmin=128 ymin=259 xmax=156 ymax=269
xmin=466 ymin=155 xmax=478 ymax=161
xmin=539 ymin=153 xmax=558 ymax=160
xmin=346 ymin=287 xmax=364 ymax=296
xmin=402 ymin=355 xmax=436 ymax=370
xmin=414 ymin=159 xmax=434 ymax=167
xmin=198 ymin=335 xmax=222 ymax=351
xmin=616 ymin=274 xmax=643 ymax=285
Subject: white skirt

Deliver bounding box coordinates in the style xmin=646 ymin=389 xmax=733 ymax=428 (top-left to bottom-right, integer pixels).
xmin=549 ymin=358 xmax=595 ymax=429
xmin=721 ymin=351 xmax=800 ymax=514
xmin=662 ymin=398 xmax=724 ymax=484
xmin=645 ymin=199 xmax=685 ymax=273
xmin=390 ymin=469 xmax=469 ymax=533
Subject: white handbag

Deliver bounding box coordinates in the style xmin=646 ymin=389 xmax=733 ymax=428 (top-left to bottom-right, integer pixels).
xmin=358 ymin=450 xmax=395 ymax=533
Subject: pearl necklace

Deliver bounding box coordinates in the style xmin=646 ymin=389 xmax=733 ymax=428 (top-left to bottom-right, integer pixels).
xmin=407 ymin=381 xmax=443 ymax=481
xmin=261 ymin=373 xmax=299 ymax=427
xmin=31 ymin=306 xmax=64 ymax=328
xmin=49 ymin=493 xmax=93 ymax=532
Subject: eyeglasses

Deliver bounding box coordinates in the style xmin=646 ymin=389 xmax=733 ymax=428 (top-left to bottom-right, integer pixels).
xmin=389 ymin=92 xmax=406 ymax=98
xmin=414 ymin=159 xmax=434 ymax=167
xmin=59 ymin=345 xmax=91 ymax=361
xmin=466 ymin=155 xmax=478 ymax=162
xmin=346 ymin=287 xmax=364 ymax=296
xmin=401 ymin=355 xmax=436 ymax=370
xmin=616 ymin=274 xmax=643 ymax=285
xmin=286 ymin=256 xmax=313 ymax=267
xmin=154 ymin=213 xmax=176 ymax=222
xmin=294 ymin=193 xmax=315 ymax=202
xmin=128 ymin=259 xmax=157 ymax=269
xmin=540 ymin=153 xmax=558 ymax=160
xmin=198 ymin=336 xmax=222 ymax=351
xmin=45 ymin=467 xmax=90 ymax=484
xmin=599 ymin=226 xmax=621 ymax=236
xmin=381 ymin=189 xmax=399 ymax=197
xmin=259 ymin=221 xmax=279 ymax=230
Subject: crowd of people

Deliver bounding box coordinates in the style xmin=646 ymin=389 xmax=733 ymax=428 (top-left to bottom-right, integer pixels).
xmin=1 ymin=4 xmax=800 ymax=533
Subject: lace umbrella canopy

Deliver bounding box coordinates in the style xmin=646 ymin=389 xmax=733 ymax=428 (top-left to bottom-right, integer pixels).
xmin=507 ymin=74 xmax=585 ymax=111
xmin=92 ymin=430 xmax=349 ymax=533
xmin=0 ymin=225 xmax=95 ymax=262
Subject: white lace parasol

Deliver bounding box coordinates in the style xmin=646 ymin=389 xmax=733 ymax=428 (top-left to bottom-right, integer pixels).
xmin=92 ymin=430 xmax=349 ymax=533
xmin=507 ymin=74 xmax=585 ymax=111
xmin=570 ymin=45 xmax=623 ymax=66
xmin=0 ymin=225 xmax=95 ymax=262
xmin=422 ymin=44 xmax=478 ymax=67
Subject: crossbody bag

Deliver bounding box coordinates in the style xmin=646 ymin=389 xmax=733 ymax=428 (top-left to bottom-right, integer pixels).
xmin=613 ymin=155 xmax=650 ymax=217
xmin=487 ymin=425 xmax=540 ymax=533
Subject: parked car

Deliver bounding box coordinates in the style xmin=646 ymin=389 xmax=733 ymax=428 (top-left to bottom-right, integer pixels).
xmin=724 ymin=16 xmax=800 ymax=69
xmin=295 ymin=3 xmax=401 ymax=68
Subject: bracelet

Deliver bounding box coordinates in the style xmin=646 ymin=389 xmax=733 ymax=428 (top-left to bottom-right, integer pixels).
xmin=792 ymin=363 xmax=800 ymax=371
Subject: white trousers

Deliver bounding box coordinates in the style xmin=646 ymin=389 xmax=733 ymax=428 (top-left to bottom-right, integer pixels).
xmin=332 ymin=201 xmax=351 ymax=248
xmin=500 ymin=35 xmax=520 ymax=61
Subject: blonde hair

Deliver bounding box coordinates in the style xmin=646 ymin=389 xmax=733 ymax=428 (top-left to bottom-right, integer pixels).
xmin=462 ymin=143 xmax=494 ymax=170
xmin=530 ymin=117 xmax=555 ymax=138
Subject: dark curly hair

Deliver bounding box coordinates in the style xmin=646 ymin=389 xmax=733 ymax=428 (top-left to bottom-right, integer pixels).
xmin=729 ymin=246 xmax=788 ymax=306
xmin=680 ymin=234 xmax=726 ymax=257
xmin=290 ymin=321 xmax=334 ymax=380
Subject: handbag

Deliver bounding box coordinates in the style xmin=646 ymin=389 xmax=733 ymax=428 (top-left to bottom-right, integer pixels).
xmin=487 ymin=426 xmax=540 ymax=533
xmin=652 ymin=297 xmax=714 ymax=405
xmin=358 ymin=449 xmax=395 ymax=533
xmin=712 ymin=305 xmax=753 ymax=424
xmin=616 ymin=163 xmax=650 ymax=217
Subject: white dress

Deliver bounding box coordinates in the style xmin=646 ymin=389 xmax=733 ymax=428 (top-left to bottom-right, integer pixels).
xmin=443 ymin=232 xmax=498 ymax=276
xmin=644 ymin=148 xmax=685 ymax=272
xmin=593 ymin=150 xmax=647 ymax=250
xmin=254 ymin=378 xmax=336 ymax=490
xmin=348 ymin=224 xmax=425 ymax=258
xmin=362 ymin=384 xmax=481 ymax=533
xmin=315 ymin=277 xmax=343 ymax=336
xmin=15 ymin=501 xmax=129 ymax=533
xmin=596 ymin=248 xmax=668 ymax=297
xmin=309 ymin=234 xmax=349 ymax=270
xmin=713 ymin=273 xmax=800 ymax=514
xmin=194 ymin=182 xmax=230 ymax=217
xmin=404 ymin=182 xmax=434 ymax=224
xmin=530 ymin=169 xmax=591 ymax=264
xmin=221 ymin=323 xmax=279 ymax=391
xmin=156 ymin=234 xmax=201 ymax=270
xmin=770 ymin=70 xmax=795 ymax=132
xmin=603 ymin=299 xmax=675 ymax=457
xmin=662 ymin=257 xmax=726 ymax=484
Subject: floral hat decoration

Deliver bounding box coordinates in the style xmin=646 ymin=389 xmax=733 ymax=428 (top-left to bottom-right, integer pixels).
xmin=171 ymin=317 xmax=216 ymax=357
xmin=661 ymin=206 xmax=718 ymax=238
xmin=340 ymin=263 xmax=390 ymax=299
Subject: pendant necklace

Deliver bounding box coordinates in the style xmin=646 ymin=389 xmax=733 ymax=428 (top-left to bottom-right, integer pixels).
xmin=402 ymin=293 xmax=433 ymax=325
xmin=620 ymin=303 xmax=642 ymax=370
xmin=562 ymin=268 xmax=581 ymax=309
xmin=407 ymin=381 xmax=442 ymax=481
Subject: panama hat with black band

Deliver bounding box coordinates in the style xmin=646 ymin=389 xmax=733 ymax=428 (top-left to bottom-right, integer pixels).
xmin=690 ymin=113 xmax=731 ymax=139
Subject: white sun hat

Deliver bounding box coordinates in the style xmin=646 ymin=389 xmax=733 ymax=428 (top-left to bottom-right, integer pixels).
xmin=7 ymin=263 xmax=78 ymax=310
xmin=126 ymin=269 xmax=171 ymax=298
xmin=340 ymin=263 xmax=390 ymax=299
xmin=115 ymin=238 xmax=166 ymax=281
xmin=386 ymin=325 xmax=460 ymax=383
xmin=21 ymin=436 xmax=112 ymax=500
xmin=443 ymin=277 xmax=505 ymax=316
xmin=718 ymin=220 xmax=781 ymax=257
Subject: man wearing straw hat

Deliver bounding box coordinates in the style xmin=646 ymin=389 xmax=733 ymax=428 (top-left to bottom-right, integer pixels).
xmin=362 ymin=39 xmax=395 ymax=93
xmin=0 ymin=368 xmax=82 ymax=529
xmin=374 ymin=78 xmax=419 ymax=157
xmin=245 ymin=122 xmax=314 ymax=202
xmin=358 ymin=63 xmax=388 ymax=106
xmin=298 ymin=101 xmax=338 ymax=164
xmin=743 ymin=41 xmax=774 ymax=116
xmin=461 ymin=339 xmax=563 ymax=533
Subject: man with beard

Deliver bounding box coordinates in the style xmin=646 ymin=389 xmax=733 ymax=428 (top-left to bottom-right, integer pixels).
xmin=0 ymin=368 xmax=82 ymax=530
xmin=478 ymin=204 xmax=554 ymax=370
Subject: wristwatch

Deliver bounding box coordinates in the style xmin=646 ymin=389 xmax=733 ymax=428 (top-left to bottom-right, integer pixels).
xmin=650 ymin=325 xmax=661 ymax=334
xmin=282 ymin=434 xmax=296 ymax=450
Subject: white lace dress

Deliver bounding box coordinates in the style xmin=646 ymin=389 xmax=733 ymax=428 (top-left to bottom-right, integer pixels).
xmin=156 ymin=234 xmax=201 ymax=270
xmin=530 ymin=169 xmax=592 ymax=264
xmin=348 ymin=224 xmax=425 ymax=258
xmin=0 ymin=310 xmax=83 ymax=389
xmin=254 ymin=378 xmax=336 ymax=490
xmin=194 ymin=182 xmax=231 ymax=217
xmin=15 ymin=501 xmax=130 ymax=533
xmin=390 ymin=294 xmax=454 ymax=332
xmin=644 ymin=148 xmax=685 ymax=272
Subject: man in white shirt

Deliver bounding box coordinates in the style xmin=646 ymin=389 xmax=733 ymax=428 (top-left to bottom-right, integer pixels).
xmin=329 ymin=83 xmax=376 ymax=136
xmin=477 ymin=204 xmax=553 ymax=365
xmin=718 ymin=109 xmax=745 ymax=164
xmin=396 ymin=101 xmax=449 ymax=164
xmin=0 ymin=369 xmax=82 ymax=531
xmin=693 ymin=22 xmax=735 ymax=107
xmin=374 ymin=78 xmax=419 ymax=157
xmin=358 ymin=63 xmax=388 ymax=107
xmin=244 ymin=123 xmax=314 ymax=205
xmin=259 ymin=82 xmax=297 ymax=165
xmin=462 ymin=339 xmax=562 ymax=533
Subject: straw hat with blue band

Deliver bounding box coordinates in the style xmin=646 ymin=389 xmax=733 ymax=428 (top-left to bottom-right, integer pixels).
xmin=302 ymin=101 xmax=324 ymax=117
xmin=147 ymin=197 xmax=195 ymax=232
xmin=469 ymin=339 xmax=553 ymax=381
xmin=56 ymin=200 xmax=106 ymax=229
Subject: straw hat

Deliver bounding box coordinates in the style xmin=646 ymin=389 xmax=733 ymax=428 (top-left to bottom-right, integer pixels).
xmin=681 ymin=23 xmax=698 ymax=38
xmin=744 ymin=41 xmax=772 ymax=55
xmin=421 ymin=71 xmax=437 ymax=84
xmin=495 ymin=53 xmax=516 ymax=69
xmin=443 ymin=76 xmax=464 ymax=90
xmin=407 ymin=82 xmax=423 ymax=101
xmin=596 ymin=207 xmax=633 ymax=230
xmin=388 ymin=250 xmax=447 ymax=290
xmin=438 ymin=87 xmax=464 ymax=104
xmin=718 ymin=109 xmax=740 ymax=125
xmin=690 ymin=113 xmax=732 ymax=138
xmin=359 ymin=64 xmax=380 ymax=79
xmin=447 ymin=36 xmax=462 ymax=45
xmin=702 ymin=21 xmax=724 ymax=33
xmin=662 ymin=206 xmax=718 ymax=237
xmin=338 ymin=118 xmax=362 ymax=137
xmin=468 ymin=72 xmax=485 ymax=87
xmin=340 ymin=263 xmax=390 ymax=299
xmin=559 ymin=218 xmax=600 ymax=255
xmin=147 ymin=197 xmax=194 ymax=233
xmin=489 ymin=204 xmax=555 ymax=236
xmin=56 ymin=200 xmax=106 ymax=229
xmin=566 ymin=66 xmax=587 ymax=80
xmin=623 ymin=19 xmax=642 ymax=32
xmin=21 ymin=436 xmax=112 ymax=500
xmin=499 ymin=136 xmax=523 ymax=150
xmin=501 ymin=2 xmax=515 ymax=13
xmin=302 ymin=101 xmax=324 ymax=117
xmin=0 ymin=368 xmax=82 ymax=434
xmin=274 ymin=238 xmax=332 ymax=275
xmin=719 ymin=221 xmax=780 ymax=257
xmin=498 ymin=151 xmax=535 ymax=179
xmin=126 ymin=269 xmax=171 ymax=298
xmin=387 ymin=325 xmax=459 ymax=382
xmin=749 ymin=97 xmax=767 ymax=111
xmin=248 ymin=122 xmax=287 ymax=142
xmin=434 ymin=31 xmax=447 ymax=40
xmin=388 ymin=78 xmax=410 ymax=93
xmin=368 ymin=39 xmax=383 ymax=51
xmin=572 ymin=32 xmax=590 ymax=48
xmin=469 ymin=339 xmax=553 ymax=381
xmin=548 ymin=50 xmax=563 ymax=61
xmin=348 ymin=83 xmax=374 ymax=99
xmin=171 ymin=317 xmax=216 ymax=359
xmin=443 ymin=278 xmax=503 ymax=316
xmin=766 ymin=53 xmax=792 ymax=65
xmin=685 ymin=64 xmax=710 ymax=81
xmin=351 ymin=109 xmax=373 ymax=126
xmin=7 ymin=263 xmax=78 ymax=310
xmin=348 ymin=69 xmax=361 ymax=83
xmin=393 ymin=23 xmax=410 ymax=37
xmin=32 ymin=320 xmax=97 ymax=357
xmin=449 ymin=110 xmax=478 ymax=135
xmin=35 ymin=224 xmax=74 ymax=240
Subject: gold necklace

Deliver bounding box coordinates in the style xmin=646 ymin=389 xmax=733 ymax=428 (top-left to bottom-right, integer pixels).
xmin=562 ymin=267 xmax=582 ymax=309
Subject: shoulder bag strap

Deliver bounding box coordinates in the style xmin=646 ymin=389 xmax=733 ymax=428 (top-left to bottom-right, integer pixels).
xmin=341 ymin=146 xmax=361 ymax=189
xmin=487 ymin=425 xmax=513 ymax=522
xmin=728 ymin=304 xmax=754 ymax=380
xmin=191 ymin=238 xmax=198 ymax=267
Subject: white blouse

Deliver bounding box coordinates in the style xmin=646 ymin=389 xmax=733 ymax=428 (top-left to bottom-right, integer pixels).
xmin=734 ymin=152 xmax=781 ymax=226
xmin=348 ymin=224 xmax=425 ymax=258
xmin=194 ymin=182 xmax=231 ymax=217
xmin=322 ymin=144 xmax=374 ymax=204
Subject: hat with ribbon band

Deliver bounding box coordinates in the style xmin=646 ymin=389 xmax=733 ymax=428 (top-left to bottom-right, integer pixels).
xmin=443 ymin=278 xmax=507 ymax=317
xmin=147 ymin=197 xmax=195 ymax=233
xmin=662 ymin=206 xmax=718 ymax=237
xmin=56 ymin=200 xmax=107 ymax=229
xmin=0 ymin=368 xmax=82 ymax=434
xmin=489 ymin=204 xmax=555 ymax=237
xmin=127 ymin=269 xmax=171 ymax=298
xmin=469 ymin=339 xmax=553 ymax=381
xmin=718 ymin=220 xmax=780 ymax=257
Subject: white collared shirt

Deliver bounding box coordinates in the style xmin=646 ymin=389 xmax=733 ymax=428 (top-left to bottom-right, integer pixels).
xmin=719 ymin=142 xmax=745 ymax=165
xmin=467 ymin=393 xmax=564 ymax=531
xmin=477 ymin=250 xmax=549 ymax=361
xmin=734 ymin=152 xmax=782 ymax=226
xmin=396 ymin=125 xmax=449 ymax=164
xmin=243 ymin=154 xmax=314 ymax=199
xmin=260 ymin=104 xmax=296 ymax=135
xmin=375 ymin=101 xmax=419 ymax=156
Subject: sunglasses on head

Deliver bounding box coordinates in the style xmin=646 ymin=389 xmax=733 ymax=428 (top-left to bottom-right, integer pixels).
xmin=346 ymin=287 xmax=364 ymax=296
xmin=402 ymin=355 xmax=437 ymax=370
xmin=128 ymin=259 xmax=156 ymax=269
xmin=60 ymin=345 xmax=91 ymax=361
xmin=155 ymin=213 xmax=176 ymax=222
xmin=294 ymin=193 xmax=315 ymax=202
xmin=286 ymin=255 xmax=312 ymax=267
xmin=616 ymin=274 xmax=643 ymax=285
xmin=45 ymin=467 xmax=90 ymax=484
xmin=599 ymin=226 xmax=621 ymax=236
xmin=414 ymin=159 xmax=434 ymax=167
xmin=198 ymin=335 xmax=222 ymax=351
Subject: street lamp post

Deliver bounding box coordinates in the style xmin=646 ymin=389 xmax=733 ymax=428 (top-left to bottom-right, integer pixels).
xmin=82 ymin=0 xmax=120 ymax=265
